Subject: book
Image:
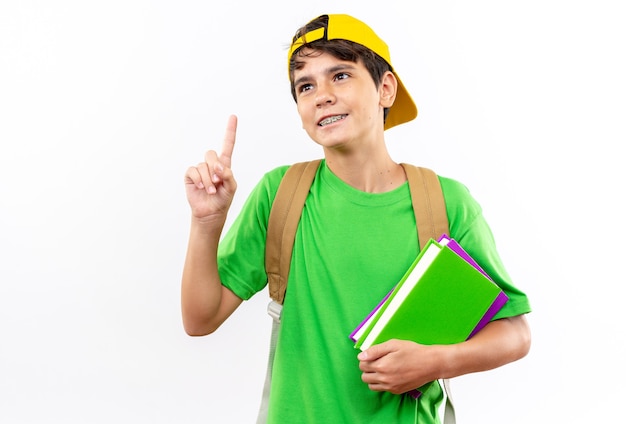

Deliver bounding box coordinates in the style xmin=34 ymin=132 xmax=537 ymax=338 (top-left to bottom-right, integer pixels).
xmin=349 ymin=286 xmax=394 ymax=343
xmin=436 ymin=234 xmax=507 ymax=339
xmin=351 ymin=236 xmax=509 ymax=397
xmin=437 ymin=234 xmax=491 ymax=279
xmin=354 ymin=238 xmax=508 ymax=349
xmin=349 ymin=235 xmax=505 ymax=343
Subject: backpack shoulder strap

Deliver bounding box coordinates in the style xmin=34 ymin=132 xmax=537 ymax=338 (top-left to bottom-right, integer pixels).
xmin=400 ymin=163 xmax=450 ymax=249
xmin=401 ymin=163 xmax=454 ymax=424
xmin=265 ymin=159 xmax=322 ymax=304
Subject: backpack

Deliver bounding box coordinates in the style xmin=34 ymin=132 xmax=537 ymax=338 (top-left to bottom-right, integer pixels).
xmin=257 ymin=159 xmax=456 ymax=424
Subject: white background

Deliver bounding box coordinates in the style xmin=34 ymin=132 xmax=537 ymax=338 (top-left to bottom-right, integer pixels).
xmin=1 ymin=1 xmax=624 ymax=423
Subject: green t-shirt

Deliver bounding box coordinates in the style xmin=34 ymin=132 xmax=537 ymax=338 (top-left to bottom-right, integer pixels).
xmin=217 ymin=160 xmax=531 ymax=423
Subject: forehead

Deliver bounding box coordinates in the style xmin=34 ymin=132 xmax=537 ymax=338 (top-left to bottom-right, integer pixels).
xmin=292 ymin=48 xmax=362 ymax=76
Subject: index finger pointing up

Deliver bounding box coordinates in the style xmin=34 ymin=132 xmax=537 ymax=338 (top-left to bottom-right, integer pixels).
xmin=219 ymin=114 xmax=238 ymax=168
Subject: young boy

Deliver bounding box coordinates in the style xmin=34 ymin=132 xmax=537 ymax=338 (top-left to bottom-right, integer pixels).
xmin=182 ymin=14 xmax=531 ymax=423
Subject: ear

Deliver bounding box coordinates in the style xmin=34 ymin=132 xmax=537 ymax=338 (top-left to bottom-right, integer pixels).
xmin=379 ymin=71 xmax=398 ymax=108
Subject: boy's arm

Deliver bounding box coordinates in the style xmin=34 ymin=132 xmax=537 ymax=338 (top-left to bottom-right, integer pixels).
xmin=440 ymin=314 xmax=531 ymax=376
xmin=181 ymin=115 xmax=242 ymax=336
xmin=358 ymin=314 xmax=531 ymax=395
xmin=181 ymin=217 xmax=243 ymax=336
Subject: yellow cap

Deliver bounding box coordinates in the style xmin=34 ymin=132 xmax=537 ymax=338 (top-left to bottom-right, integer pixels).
xmin=288 ymin=14 xmax=417 ymax=130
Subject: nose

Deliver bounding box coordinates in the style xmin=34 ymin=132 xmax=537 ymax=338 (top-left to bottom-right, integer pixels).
xmin=315 ymin=84 xmax=335 ymax=108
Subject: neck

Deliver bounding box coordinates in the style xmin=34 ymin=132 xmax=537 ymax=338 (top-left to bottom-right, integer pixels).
xmin=323 ymin=150 xmax=406 ymax=193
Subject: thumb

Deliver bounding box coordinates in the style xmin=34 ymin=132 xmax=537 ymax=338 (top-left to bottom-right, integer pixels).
xmin=357 ymin=342 xmax=393 ymax=362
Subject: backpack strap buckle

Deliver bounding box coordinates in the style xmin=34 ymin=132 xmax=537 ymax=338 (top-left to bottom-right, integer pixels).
xmin=267 ymin=300 xmax=283 ymax=324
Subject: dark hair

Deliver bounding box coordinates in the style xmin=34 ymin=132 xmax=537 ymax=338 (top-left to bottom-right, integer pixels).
xmin=289 ymin=15 xmax=392 ymax=120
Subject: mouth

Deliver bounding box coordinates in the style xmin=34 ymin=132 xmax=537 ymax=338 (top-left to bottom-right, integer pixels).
xmin=318 ymin=114 xmax=347 ymax=127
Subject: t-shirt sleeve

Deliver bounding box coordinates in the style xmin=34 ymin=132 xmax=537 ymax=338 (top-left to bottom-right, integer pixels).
xmin=440 ymin=176 xmax=532 ymax=319
xmin=217 ymin=166 xmax=289 ymax=300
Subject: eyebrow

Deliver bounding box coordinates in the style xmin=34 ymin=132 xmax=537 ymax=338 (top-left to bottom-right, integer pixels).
xmin=293 ymin=63 xmax=358 ymax=88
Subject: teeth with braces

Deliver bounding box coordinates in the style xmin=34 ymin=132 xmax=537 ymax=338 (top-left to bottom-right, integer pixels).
xmin=319 ymin=115 xmax=346 ymax=126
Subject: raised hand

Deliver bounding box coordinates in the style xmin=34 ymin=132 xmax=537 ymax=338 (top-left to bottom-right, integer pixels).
xmin=184 ymin=115 xmax=238 ymax=222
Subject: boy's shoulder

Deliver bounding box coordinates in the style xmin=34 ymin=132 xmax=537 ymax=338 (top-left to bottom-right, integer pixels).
xmin=437 ymin=174 xmax=472 ymax=197
xmin=258 ymin=164 xmax=292 ymax=191
xmin=436 ymin=173 xmax=484 ymax=221
xmin=261 ymin=160 xmax=321 ymax=194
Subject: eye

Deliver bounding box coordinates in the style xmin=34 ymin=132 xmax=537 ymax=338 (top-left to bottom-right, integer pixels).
xmin=297 ymin=83 xmax=314 ymax=94
xmin=334 ymin=72 xmax=350 ymax=81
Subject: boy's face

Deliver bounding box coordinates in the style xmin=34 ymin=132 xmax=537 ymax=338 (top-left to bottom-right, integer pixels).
xmin=292 ymin=49 xmax=395 ymax=149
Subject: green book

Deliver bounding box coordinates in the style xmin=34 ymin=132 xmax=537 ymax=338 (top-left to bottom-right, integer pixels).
xmin=354 ymin=238 xmax=508 ymax=351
